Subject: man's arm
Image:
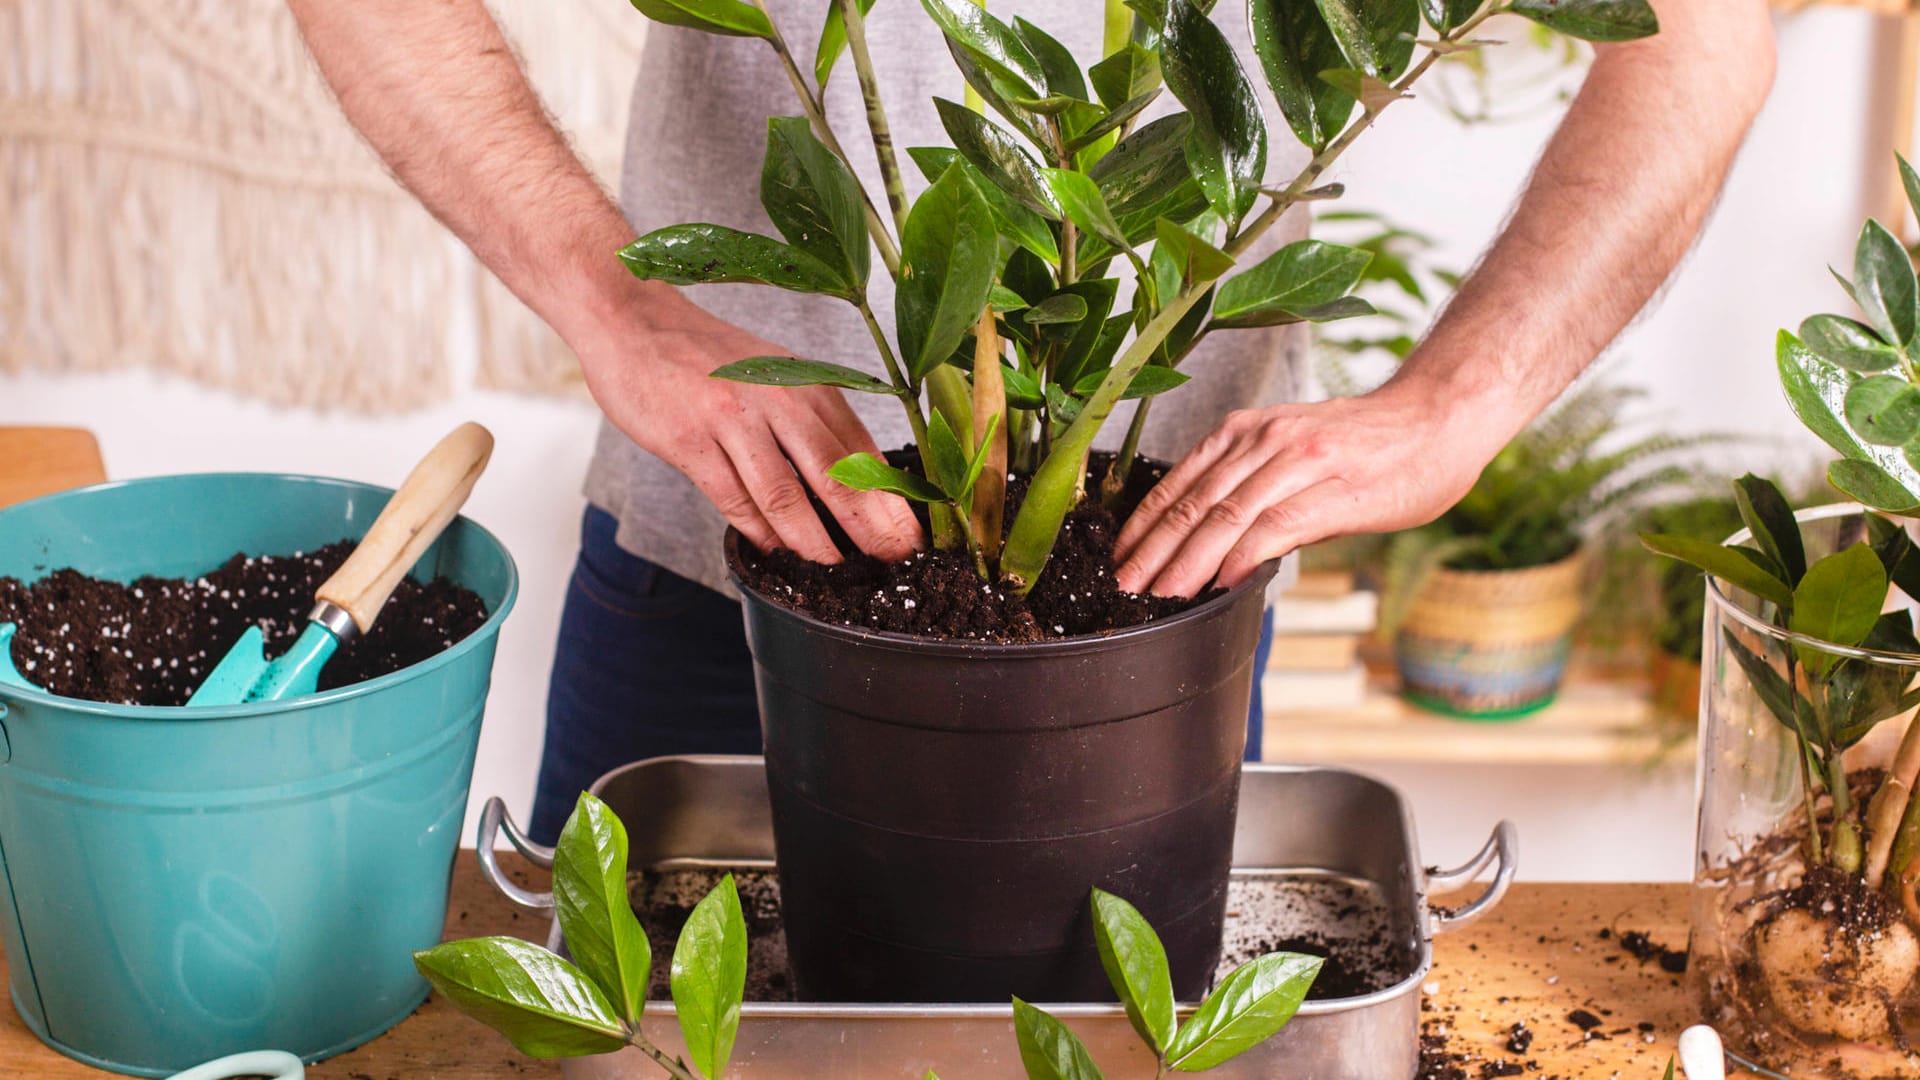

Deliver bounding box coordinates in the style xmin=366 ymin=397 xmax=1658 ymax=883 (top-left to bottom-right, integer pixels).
xmin=1115 ymin=0 xmax=1776 ymax=597
xmin=287 ymin=0 xmax=920 ymax=563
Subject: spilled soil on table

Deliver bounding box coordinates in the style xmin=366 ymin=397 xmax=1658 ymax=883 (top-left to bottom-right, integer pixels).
xmin=0 ymin=541 xmax=489 ymax=705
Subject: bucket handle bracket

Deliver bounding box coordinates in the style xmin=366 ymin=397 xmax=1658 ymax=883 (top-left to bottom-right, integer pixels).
xmin=1426 ymin=819 xmax=1517 ymax=934
xmin=475 ymin=797 xmax=556 ymax=914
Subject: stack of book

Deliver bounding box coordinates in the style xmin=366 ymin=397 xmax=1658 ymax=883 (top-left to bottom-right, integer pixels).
xmin=1262 ymin=571 xmax=1377 ymax=711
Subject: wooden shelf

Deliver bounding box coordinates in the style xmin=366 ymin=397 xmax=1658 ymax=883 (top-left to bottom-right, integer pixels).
xmin=1260 ymin=670 xmax=1693 ymax=767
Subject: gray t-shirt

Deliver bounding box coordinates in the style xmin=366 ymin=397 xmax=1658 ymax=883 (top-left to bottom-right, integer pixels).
xmin=588 ymin=0 xmax=1311 ymax=594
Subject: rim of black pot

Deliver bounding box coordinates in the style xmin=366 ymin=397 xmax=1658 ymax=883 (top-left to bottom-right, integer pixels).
xmin=0 ymin=472 xmax=521 ymax=720
xmin=1707 ymin=501 xmax=1920 ymax=669
xmin=723 ymin=527 xmax=1278 ymax=657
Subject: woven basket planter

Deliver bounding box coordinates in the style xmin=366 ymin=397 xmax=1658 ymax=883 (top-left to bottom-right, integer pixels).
xmin=1394 ymin=549 xmax=1586 ymax=720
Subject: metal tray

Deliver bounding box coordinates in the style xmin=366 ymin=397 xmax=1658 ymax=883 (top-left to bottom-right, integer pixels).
xmin=477 ymin=757 xmax=1515 ymax=1080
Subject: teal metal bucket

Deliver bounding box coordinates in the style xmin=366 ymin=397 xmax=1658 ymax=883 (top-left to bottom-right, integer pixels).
xmin=0 ymin=473 xmax=518 ymax=1076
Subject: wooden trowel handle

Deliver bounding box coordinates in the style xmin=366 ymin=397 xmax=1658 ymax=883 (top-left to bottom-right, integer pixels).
xmin=317 ymin=422 xmax=495 ymax=635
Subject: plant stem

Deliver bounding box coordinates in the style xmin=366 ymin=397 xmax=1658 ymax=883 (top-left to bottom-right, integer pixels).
xmin=1103 ymin=0 xmax=1132 ymax=55
xmin=1867 ymin=707 xmax=1920 ymax=887
xmin=751 ymin=0 xmax=902 ymax=275
xmin=1829 ymin=752 xmax=1861 ymax=872
xmin=855 ymin=300 xmax=961 ymax=547
xmin=1799 ymin=743 xmax=1826 ymax=865
xmin=836 ymin=0 xmax=911 ymax=235
xmin=626 ymin=1032 xmax=699 ymax=1080
xmin=972 ymin=308 xmax=1008 ymax=562
xmin=1103 ymin=397 xmax=1150 ymax=505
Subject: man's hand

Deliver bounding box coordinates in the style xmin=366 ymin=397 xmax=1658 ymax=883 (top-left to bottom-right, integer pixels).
xmin=1117 ymin=0 xmax=1774 ymax=597
xmin=577 ymin=303 xmax=920 ymax=564
xmin=287 ymin=0 xmax=921 ymax=564
xmin=1114 ymin=386 xmax=1499 ymax=597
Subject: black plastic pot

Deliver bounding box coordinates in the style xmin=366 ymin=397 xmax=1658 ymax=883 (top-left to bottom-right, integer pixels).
xmin=725 ymin=530 xmax=1277 ymax=1004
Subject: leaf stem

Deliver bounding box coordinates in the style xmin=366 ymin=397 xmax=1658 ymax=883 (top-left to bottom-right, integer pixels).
xmin=856 ymin=299 xmax=962 ymax=548
xmin=751 ymin=0 xmax=902 ymax=275
xmin=836 ymin=0 xmax=911 ymax=235
xmin=626 ymin=1031 xmax=699 ymax=1080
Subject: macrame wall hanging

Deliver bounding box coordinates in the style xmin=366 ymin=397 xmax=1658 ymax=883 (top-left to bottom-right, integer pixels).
xmin=0 ymin=0 xmax=643 ymax=412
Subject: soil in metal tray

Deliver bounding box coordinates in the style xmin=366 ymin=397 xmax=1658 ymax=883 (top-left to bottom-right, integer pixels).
xmin=0 ymin=541 xmax=490 ymax=706
xmin=734 ymin=450 xmax=1221 ymax=643
xmin=629 ymin=868 xmax=1417 ymax=1003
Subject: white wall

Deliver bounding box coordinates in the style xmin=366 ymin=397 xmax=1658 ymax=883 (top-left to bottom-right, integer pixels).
xmin=0 ymin=8 xmax=1891 ymax=881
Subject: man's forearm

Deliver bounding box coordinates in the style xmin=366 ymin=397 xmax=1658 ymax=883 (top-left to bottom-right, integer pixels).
xmin=288 ymin=0 xmax=667 ymax=350
xmin=1389 ymin=0 xmax=1776 ymax=449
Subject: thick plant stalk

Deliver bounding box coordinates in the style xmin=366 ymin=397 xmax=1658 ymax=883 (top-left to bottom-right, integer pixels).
xmin=1873 ymin=707 xmax=1920 ymax=883
xmin=972 ymin=308 xmax=1008 ymax=561
xmin=835 ymin=0 xmax=910 ymax=234
xmin=1830 ymin=754 xmax=1862 ymax=872
xmin=1102 ymin=0 xmax=1131 ymax=55
xmin=749 ymin=0 xmax=901 ymax=274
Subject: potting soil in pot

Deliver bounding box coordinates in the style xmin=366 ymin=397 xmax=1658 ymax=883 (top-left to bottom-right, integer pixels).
xmin=0 ymin=540 xmax=489 ymax=705
xmin=735 ymin=451 xmax=1220 ymax=642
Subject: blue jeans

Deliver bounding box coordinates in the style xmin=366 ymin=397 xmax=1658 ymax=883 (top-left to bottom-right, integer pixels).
xmin=529 ymin=507 xmax=1275 ymax=844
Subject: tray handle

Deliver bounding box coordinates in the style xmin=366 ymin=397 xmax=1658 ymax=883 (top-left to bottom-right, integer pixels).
xmin=475 ymin=796 xmax=557 ymax=914
xmin=1426 ymin=819 xmax=1517 ymax=933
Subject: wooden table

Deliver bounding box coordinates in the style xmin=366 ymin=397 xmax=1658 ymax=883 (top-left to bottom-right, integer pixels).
xmin=0 ymin=426 xmax=105 ymax=509
xmin=0 ymin=855 xmax=1740 ymax=1079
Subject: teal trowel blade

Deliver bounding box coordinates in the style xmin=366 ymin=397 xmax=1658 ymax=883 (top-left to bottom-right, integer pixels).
xmin=0 ymin=623 xmax=30 ymax=690
xmin=187 ymin=621 xmax=341 ymax=706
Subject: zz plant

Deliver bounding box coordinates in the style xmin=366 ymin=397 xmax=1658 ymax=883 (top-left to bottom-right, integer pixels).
xmin=614 ymin=0 xmax=1659 ymax=591
xmin=414 ymin=794 xmax=1325 ymax=1078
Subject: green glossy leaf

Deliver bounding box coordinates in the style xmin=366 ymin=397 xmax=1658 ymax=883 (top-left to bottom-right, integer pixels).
xmin=989 ymin=283 xmax=1032 ymax=312
xmin=962 ymin=411 xmax=1002 ymax=496
xmin=1162 ymin=0 xmax=1267 ymax=229
xmin=711 ymin=356 xmax=894 ymax=393
xmin=814 ymin=0 xmax=878 ymax=87
xmin=934 ymin=99 xmax=1060 ymax=219
xmin=919 ymin=0 xmax=1047 ymax=101
xmin=1210 ymin=294 xmax=1373 ymax=330
xmin=1778 ymin=330 xmax=1874 ymax=462
xmin=1074 ymin=363 xmax=1191 ymax=399
xmin=1213 ymin=239 xmax=1371 ymax=326
xmin=1902 ymin=153 xmax=1920 ymax=231
xmin=1312 ymin=0 xmax=1418 ymax=80
xmin=1800 ymin=314 xmax=1900 ymax=373
xmin=1044 ymin=168 xmax=1132 ymax=251
xmin=552 ymin=793 xmax=652 ymax=1024
xmin=1419 ymin=0 xmax=1482 ymax=34
xmin=897 ymin=165 xmax=1000 ymax=381
xmin=1250 ymin=0 xmax=1355 ymax=148
xmin=1791 ymin=543 xmax=1888 ymax=659
xmin=1508 ymin=0 xmax=1659 ymax=42
xmin=1012 ymin=998 xmax=1106 ymax=1080
xmin=944 ymin=42 xmax=1056 ymax=149
xmin=908 ymin=147 xmax=1061 ymax=267
xmin=1090 ymin=889 xmax=1177 ymax=1053
xmin=1154 ymin=217 xmax=1235 ymax=289
xmin=1090 ymin=43 xmax=1162 ymax=109
xmin=1733 ymin=474 xmax=1807 ymax=585
xmin=1001 ymin=363 xmax=1046 ymax=408
xmin=670 ymin=874 xmax=748 ymax=1080
xmin=1830 ymin=458 xmax=1920 ymax=514
xmin=627 ymin=0 xmax=773 ymax=38
xmin=1721 ymin=628 xmax=1813 ymax=743
xmin=1639 ymin=533 xmax=1794 ymax=610
xmin=1065 ymin=89 xmax=1164 ymax=154
xmin=1013 ymin=17 xmax=1088 ymax=101
xmin=1846 ymin=374 xmax=1920 ymax=446
xmin=620 ymin=225 xmax=853 ymax=298
xmin=1092 ymin=115 xmax=1209 ymax=246
xmin=1052 ymin=280 xmax=1123 ymax=386
xmin=829 ymin=453 xmax=949 ymax=502
xmin=926 ymin=410 xmax=974 ymax=504
xmin=1024 ymin=293 xmax=1092 ymax=325
xmin=1167 ymin=953 xmax=1323 ymax=1070
xmin=761 ymin=117 xmax=870 ymax=289
xmin=1869 ymin=514 xmax=1920 ymax=599
xmin=1061 ymin=314 xmax=1133 ymax=389
xmin=1855 ymin=218 xmax=1920 ymax=347
xmin=413 ymin=938 xmax=628 ymax=1058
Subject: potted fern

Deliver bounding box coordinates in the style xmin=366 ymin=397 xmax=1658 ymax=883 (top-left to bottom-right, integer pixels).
xmin=1383 ymin=380 xmax=1703 ymax=718
xmin=611 ymin=0 xmax=1656 ymax=1001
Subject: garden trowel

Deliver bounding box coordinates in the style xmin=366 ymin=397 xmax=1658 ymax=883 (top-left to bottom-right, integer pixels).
xmin=187 ymin=421 xmax=495 ymax=706
xmin=0 ymin=624 xmax=27 ymax=690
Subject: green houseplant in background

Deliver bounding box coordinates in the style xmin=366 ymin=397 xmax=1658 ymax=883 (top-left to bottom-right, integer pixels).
xmin=602 ymin=0 xmax=1658 ymax=1008
xmin=412 ymin=794 xmax=1323 ymax=1078
xmin=1382 ymin=378 xmax=1709 ymax=718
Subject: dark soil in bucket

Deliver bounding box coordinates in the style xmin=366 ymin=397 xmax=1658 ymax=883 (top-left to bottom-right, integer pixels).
xmin=0 ymin=540 xmax=489 ymax=706
xmin=734 ymin=450 xmax=1221 ymax=642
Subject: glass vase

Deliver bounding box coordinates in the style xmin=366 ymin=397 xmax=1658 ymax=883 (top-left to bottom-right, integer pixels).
xmin=1693 ymin=505 xmax=1920 ymax=1077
